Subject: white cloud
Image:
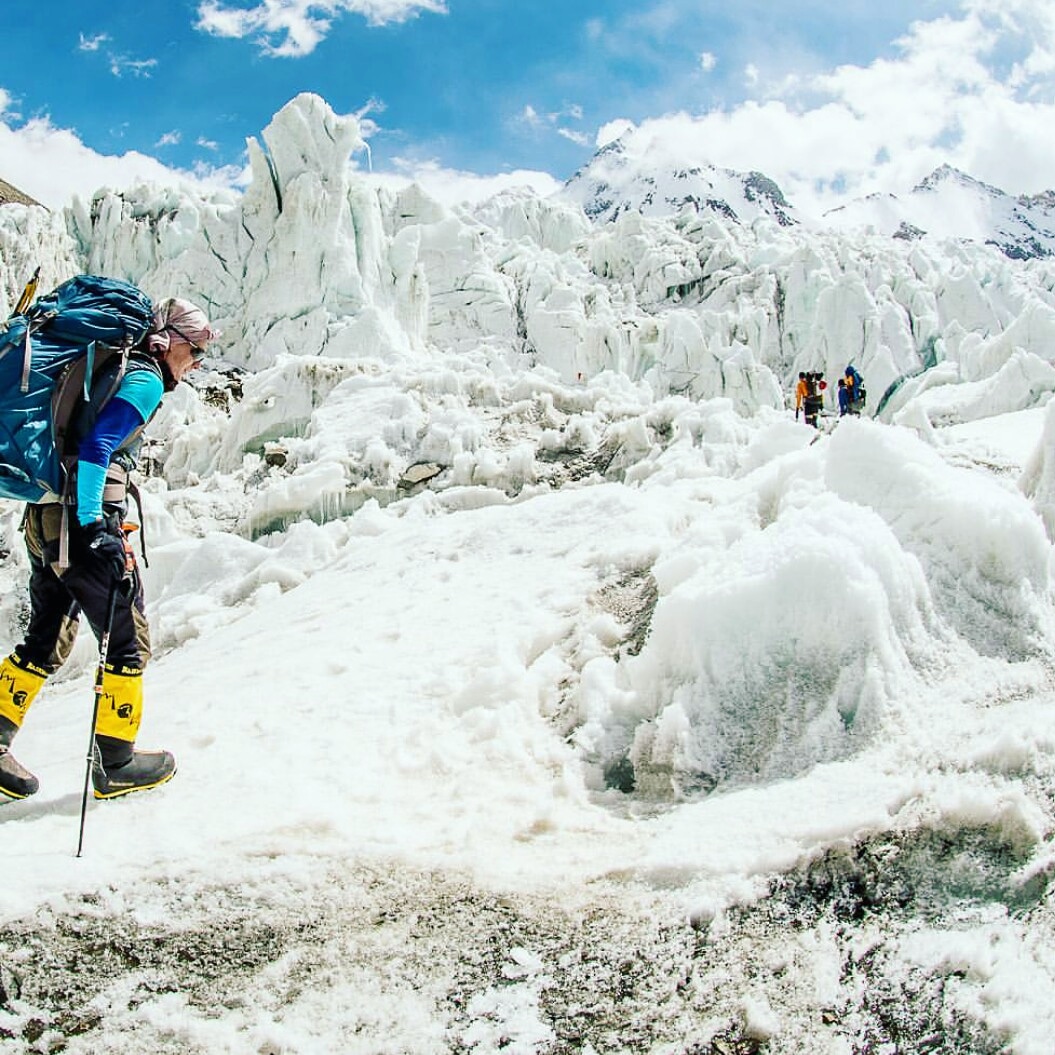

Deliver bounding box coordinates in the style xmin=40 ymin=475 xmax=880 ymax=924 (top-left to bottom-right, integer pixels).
xmin=78 ymin=33 xmax=110 ymax=52
xmin=518 ymin=102 xmax=587 ymax=144
xmin=9 ymin=0 xmax=1052 ymax=223
xmin=156 ymin=130 xmax=181 ymax=147
xmin=557 ymin=128 xmax=591 ymax=147
xmin=196 ymin=0 xmax=448 ymax=57
xmin=700 ymin=51 xmax=717 ymax=72
xmin=0 ymin=102 xmax=554 ymax=214
xmin=520 ymin=104 xmax=543 ymax=130
xmin=108 ymin=56 xmax=158 ymax=78
xmin=367 ymin=158 xmax=561 ymax=207
xmin=591 ymin=0 xmax=1055 ymax=213
xmin=596 ymin=119 xmax=635 ymax=148
xmin=350 ymin=97 xmax=387 ymax=142
xmin=77 ymin=31 xmax=156 ymax=79
xmin=0 ymin=112 xmax=237 ymax=210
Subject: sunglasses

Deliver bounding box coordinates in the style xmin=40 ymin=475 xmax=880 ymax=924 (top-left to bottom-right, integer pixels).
xmin=166 ymin=324 xmax=208 ymax=363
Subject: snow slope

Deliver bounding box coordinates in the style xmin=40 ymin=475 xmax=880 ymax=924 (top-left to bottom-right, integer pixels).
xmin=1 ymin=94 xmax=1055 ymax=1053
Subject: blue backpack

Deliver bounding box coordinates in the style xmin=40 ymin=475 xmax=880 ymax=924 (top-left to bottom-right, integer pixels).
xmin=0 ymin=274 xmax=154 ymax=502
xmin=845 ymin=365 xmax=865 ymax=404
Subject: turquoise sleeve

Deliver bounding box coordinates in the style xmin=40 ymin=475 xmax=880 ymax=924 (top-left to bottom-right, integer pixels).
xmin=114 ymin=369 xmax=164 ymax=420
xmin=75 ymin=370 xmax=164 ymax=526
xmin=76 ymin=461 xmax=109 ymax=526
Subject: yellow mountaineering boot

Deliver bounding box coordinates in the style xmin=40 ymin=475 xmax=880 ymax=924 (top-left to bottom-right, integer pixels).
xmin=92 ymin=665 xmax=176 ymax=799
xmin=0 ymin=654 xmax=47 ymax=728
xmin=0 ymin=655 xmax=47 ymax=800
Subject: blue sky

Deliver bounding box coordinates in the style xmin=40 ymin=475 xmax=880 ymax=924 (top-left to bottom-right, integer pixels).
xmin=2 ymin=0 xmax=1055 ymax=212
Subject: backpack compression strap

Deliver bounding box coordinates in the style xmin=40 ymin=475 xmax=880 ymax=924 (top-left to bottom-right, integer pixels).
xmin=17 ymin=311 xmax=60 ymax=393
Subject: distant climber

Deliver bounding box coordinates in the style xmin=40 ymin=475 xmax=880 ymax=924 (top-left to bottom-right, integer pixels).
xmin=844 ymin=364 xmax=866 ymax=414
xmin=837 ymin=378 xmax=852 ymax=416
xmin=794 ymin=372 xmax=808 ymax=420
xmin=803 ymin=372 xmax=824 ymax=427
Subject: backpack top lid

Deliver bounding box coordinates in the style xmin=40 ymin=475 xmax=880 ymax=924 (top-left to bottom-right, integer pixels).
xmin=0 ymin=274 xmax=156 ymax=503
xmin=27 ymin=275 xmax=155 ymax=351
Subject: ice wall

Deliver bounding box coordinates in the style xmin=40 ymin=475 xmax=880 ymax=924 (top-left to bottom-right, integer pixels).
xmin=0 ymin=205 xmax=80 ymax=315
xmin=6 ymin=92 xmax=1055 ymax=432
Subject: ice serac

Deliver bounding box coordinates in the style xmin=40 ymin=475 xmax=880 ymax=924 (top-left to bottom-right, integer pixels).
xmin=619 ymin=492 xmax=937 ymax=790
xmin=236 ymin=92 xmax=380 ymax=368
xmin=65 ymin=94 xmax=408 ymax=372
xmin=827 ymin=419 xmax=1055 ymax=661
xmin=467 ymin=187 xmax=591 ymax=255
xmin=0 ymin=204 xmax=80 ymax=314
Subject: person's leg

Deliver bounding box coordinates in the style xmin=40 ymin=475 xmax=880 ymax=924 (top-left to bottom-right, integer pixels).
xmin=61 ymin=559 xmax=151 ymax=765
xmin=61 ymin=526 xmax=174 ymax=798
xmin=0 ymin=595 xmax=75 ymax=793
xmin=0 ymin=507 xmax=83 ymax=800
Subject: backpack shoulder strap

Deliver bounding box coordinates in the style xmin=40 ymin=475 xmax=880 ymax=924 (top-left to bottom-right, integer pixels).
xmin=52 ymin=345 xmax=130 ymax=460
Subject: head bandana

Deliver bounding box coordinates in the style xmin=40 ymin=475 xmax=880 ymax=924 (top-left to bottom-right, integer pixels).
xmin=146 ymin=297 xmax=219 ymax=355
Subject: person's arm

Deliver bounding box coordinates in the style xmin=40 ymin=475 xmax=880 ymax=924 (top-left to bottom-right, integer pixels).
xmin=76 ymin=371 xmax=164 ymax=526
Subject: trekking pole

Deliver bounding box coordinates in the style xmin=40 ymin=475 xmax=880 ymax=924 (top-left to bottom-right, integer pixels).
xmin=76 ymin=580 xmax=119 ymax=858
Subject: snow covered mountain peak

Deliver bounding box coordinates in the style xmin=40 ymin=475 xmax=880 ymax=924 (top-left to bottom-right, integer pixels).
xmin=560 ymin=133 xmax=798 ymax=228
xmin=825 ymin=162 xmax=1055 ymax=259
xmin=911 ymin=163 xmax=1004 ymax=198
xmin=564 ymin=136 xmax=1055 ymax=260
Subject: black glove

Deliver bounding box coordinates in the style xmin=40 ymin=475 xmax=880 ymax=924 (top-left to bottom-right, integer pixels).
xmin=81 ymin=519 xmax=128 ymax=583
